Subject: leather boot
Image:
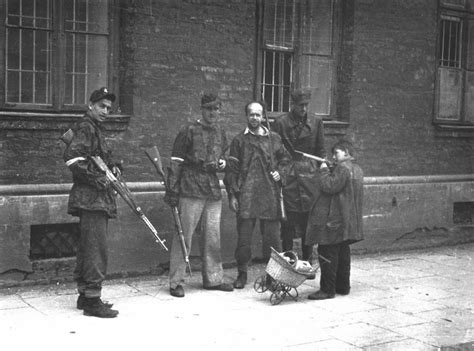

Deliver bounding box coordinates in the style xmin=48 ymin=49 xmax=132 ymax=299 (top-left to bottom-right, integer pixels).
xmin=77 ymin=294 xmax=113 ymax=310
xmin=83 ymin=297 xmax=119 ymax=318
xmin=233 ymin=271 xmax=247 ymax=289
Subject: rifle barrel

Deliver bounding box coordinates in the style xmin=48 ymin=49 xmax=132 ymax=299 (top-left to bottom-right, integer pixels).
xmin=90 ymin=156 xmax=168 ymax=251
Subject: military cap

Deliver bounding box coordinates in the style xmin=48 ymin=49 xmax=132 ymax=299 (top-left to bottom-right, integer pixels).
xmin=89 ymin=87 xmax=116 ymax=103
xmin=291 ymin=89 xmax=312 ymax=104
xmin=201 ymin=93 xmax=221 ymax=108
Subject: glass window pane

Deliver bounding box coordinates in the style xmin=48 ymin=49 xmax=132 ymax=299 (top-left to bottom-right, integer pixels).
xmin=438 ymin=68 xmax=462 ymax=120
xmin=262 ymin=50 xmax=292 ymax=112
xmin=65 ymin=33 xmax=74 ymax=72
xmin=8 ymin=0 xmax=20 ymax=15
xmin=88 ymin=0 xmax=108 ymax=32
xmin=35 ymin=30 xmax=49 ymax=71
xmin=22 ymin=0 xmax=35 ymax=17
xmin=35 ymin=72 xmax=48 ymax=103
xmin=301 ymin=0 xmax=333 ymax=55
xmin=86 ymin=36 xmax=108 ymax=103
xmin=464 ymin=72 xmax=474 ymax=122
xmin=74 ymin=35 xmax=87 ymax=73
xmin=65 ymin=74 xmax=73 ymax=104
xmin=64 ymin=0 xmax=74 ymax=30
xmin=264 ymin=0 xmax=296 ymax=48
xmin=7 ymin=15 xmax=20 ymax=26
xmin=7 ymin=71 xmax=20 ymax=102
xmin=7 ymin=29 xmax=20 ymax=70
xmin=21 ymin=30 xmax=34 ymax=71
xmin=439 ymin=18 xmax=462 ymax=68
xmin=36 ymin=0 xmax=48 ymax=18
xmin=75 ymin=0 xmax=88 ymax=32
xmin=74 ymin=74 xmax=86 ymax=104
xmin=21 ymin=72 xmax=34 ymax=103
xmin=300 ymin=55 xmax=333 ymax=116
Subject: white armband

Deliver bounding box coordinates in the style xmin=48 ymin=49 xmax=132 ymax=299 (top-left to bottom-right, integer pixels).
xmin=65 ymin=157 xmax=87 ymax=167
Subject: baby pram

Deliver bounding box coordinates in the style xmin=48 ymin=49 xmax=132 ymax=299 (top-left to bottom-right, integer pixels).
xmin=254 ymin=247 xmax=319 ymax=305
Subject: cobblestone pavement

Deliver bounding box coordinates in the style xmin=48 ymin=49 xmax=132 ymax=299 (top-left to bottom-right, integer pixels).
xmin=1 ymin=243 xmax=474 ymax=351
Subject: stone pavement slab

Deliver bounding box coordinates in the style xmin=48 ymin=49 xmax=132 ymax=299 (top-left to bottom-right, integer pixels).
xmin=1 ymin=243 xmax=474 ymax=351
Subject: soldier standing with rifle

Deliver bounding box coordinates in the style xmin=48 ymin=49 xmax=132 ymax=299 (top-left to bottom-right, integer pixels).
xmin=273 ymin=89 xmax=326 ymax=264
xmin=225 ymin=101 xmax=291 ymax=289
xmin=63 ymin=87 xmax=120 ymax=318
xmin=164 ymin=93 xmax=234 ymax=298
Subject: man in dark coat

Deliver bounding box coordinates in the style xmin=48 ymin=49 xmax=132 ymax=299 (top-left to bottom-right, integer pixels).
xmin=63 ymin=87 xmax=120 ymax=318
xmin=164 ymin=93 xmax=234 ymax=298
xmin=306 ymin=140 xmax=364 ymax=300
xmin=273 ymin=89 xmax=326 ymax=262
xmin=225 ymin=101 xmax=291 ymax=289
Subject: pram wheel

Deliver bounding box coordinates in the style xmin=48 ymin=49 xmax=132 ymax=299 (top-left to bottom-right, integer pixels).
xmin=270 ymin=288 xmax=285 ymax=305
xmin=253 ymin=275 xmax=268 ymax=293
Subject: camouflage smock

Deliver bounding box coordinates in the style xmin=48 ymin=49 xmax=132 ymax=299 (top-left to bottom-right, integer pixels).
xmin=63 ymin=113 xmax=117 ymax=218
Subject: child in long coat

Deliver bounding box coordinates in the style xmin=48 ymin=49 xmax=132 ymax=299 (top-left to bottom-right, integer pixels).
xmin=305 ymin=140 xmax=364 ymax=300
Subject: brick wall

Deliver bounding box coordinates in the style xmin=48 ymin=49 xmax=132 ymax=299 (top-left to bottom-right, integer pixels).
xmin=1 ymin=0 xmax=472 ymax=185
xmin=341 ymin=0 xmax=473 ymax=176
xmin=118 ymin=0 xmax=256 ymax=181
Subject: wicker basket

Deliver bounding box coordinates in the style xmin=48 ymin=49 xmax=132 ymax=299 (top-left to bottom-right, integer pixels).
xmin=265 ymin=247 xmax=308 ymax=288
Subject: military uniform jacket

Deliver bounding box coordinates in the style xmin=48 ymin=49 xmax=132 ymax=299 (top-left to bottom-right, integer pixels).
xmin=224 ymin=127 xmax=291 ymax=219
xmin=273 ymin=111 xmax=325 ymax=212
xmin=306 ymin=160 xmax=364 ymax=246
xmin=168 ymin=120 xmax=228 ymax=200
xmin=63 ymin=113 xmax=117 ymax=218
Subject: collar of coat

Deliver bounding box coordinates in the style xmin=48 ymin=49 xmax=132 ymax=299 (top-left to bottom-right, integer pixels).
xmin=196 ymin=119 xmax=219 ymax=130
xmin=288 ymin=110 xmax=311 ymax=131
xmin=244 ymin=125 xmax=269 ymax=136
xmin=83 ymin=112 xmax=104 ymax=131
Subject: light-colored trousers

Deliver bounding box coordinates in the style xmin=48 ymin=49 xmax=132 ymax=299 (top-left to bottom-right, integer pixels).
xmin=169 ymin=197 xmax=225 ymax=289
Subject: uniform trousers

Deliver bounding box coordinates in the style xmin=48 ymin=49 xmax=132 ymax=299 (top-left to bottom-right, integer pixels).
xmin=281 ymin=211 xmax=314 ymax=261
xmin=75 ymin=210 xmax=108 ymax=298
xmin=235 ymin=218 xmax=282 ymax=273
xmin=317 ymin=242 xmax=351 ymax=295
xmin=169 ymin=197 xmax=224 ymax=289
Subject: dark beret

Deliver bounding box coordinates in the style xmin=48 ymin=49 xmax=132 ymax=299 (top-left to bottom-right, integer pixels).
xmin=89 ymin=87 xmax=116 ymax=103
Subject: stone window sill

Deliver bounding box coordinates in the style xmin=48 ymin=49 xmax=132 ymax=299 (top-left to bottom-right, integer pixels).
xmin=434 ymin=123 xmax=474 ymax=138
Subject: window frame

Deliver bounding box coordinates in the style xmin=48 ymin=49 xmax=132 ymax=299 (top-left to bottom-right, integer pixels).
xmin=255 ymin=0 xmax=342 ymax=120
xmin=434 ymin=1 xmax=474 ymax=126
xmin=0 ymin=0 xmax=119 ymax=113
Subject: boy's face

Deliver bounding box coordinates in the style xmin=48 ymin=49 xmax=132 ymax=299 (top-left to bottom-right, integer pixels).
xmin=334 ymin=148 xmax=350 ymax=162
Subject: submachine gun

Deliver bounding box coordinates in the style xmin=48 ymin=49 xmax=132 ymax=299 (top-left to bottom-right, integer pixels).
xmin=144 ymin=146 xmax=192 ymax=276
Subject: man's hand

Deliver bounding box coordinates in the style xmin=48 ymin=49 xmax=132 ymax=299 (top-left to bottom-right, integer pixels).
xmin=164 ymin=191 xmax=179 ymax=207
xmin=112 ymin=165 xmax=122 ymax=177
xmin=320 ymin=162 xmax=329 ymax=170
xmin=96 ymin=176 xmax=110 ymax=190
xmin=270 ymin=170 xmax=281 ymax=182
xmin=229 ymin=195 xmax=239 ymax=213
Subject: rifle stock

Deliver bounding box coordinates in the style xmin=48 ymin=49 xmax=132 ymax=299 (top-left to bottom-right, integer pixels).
xmin=144 ymin=146 xmax=192 ymax=276
xmin=90 ymin=156 xmax=168 ymax=251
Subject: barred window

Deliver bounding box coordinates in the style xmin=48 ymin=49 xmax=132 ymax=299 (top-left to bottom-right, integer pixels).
xmin=435 ymin=1 xmax=474 ymax=124
xmin=257 ymin=0 xmax=340 ymax=118
xmin=439 ymin=16 xmax=462 ymax=68
xmin=3 ymin=0 xmax=113 ymax=110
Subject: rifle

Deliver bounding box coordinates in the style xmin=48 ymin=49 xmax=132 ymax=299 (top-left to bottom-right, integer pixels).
xmin=294 ymin=150 xmax=334 ymax=167
xmin=264 ymin=115 xmax=287 ymax=221
xmin=90 ymin=156 xmax=168 ymax=251
xmin=144 ymin=146 xmax=192 ymax=276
